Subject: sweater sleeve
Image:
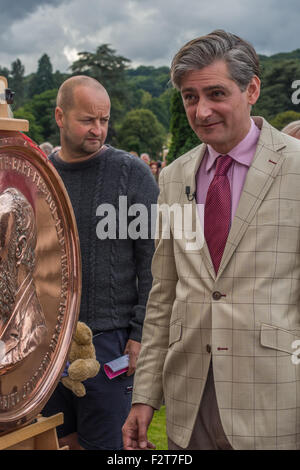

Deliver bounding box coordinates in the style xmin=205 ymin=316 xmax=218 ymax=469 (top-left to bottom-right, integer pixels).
xmin=128 ymin=164 xmax=159 ymax=342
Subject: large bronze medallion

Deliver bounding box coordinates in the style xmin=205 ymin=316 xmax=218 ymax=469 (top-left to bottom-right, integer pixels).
xmin=0 ymin=130 xmax=81 ymax=433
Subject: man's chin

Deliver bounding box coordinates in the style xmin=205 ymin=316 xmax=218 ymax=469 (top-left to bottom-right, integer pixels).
xmin=194 ymin=126 xmax=225 ymax=144
xmin=82 ymin=142 xmax=102 ymax=155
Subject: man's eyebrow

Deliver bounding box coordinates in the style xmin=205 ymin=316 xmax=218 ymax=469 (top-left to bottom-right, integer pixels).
xmin=181 ymin=84 xmax=227 ymax=94
xmin=203 ymin=85 xmax=227 ymax=91
xmin=79 ymin=113 xmax=110 ymax=119
xmin=181 ymin=87 xmax=196 ymax=94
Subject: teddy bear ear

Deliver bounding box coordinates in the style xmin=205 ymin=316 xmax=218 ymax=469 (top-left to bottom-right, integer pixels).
xmin=74 ymin=321 xmax=93 ymax=345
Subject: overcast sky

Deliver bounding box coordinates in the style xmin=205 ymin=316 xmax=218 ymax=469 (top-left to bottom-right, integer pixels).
xmin=0 ymin=0 xmax=300 ymax=74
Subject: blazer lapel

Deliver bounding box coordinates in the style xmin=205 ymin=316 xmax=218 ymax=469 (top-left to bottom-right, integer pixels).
xmin=217 ymin=117 xmax=287 ymax=279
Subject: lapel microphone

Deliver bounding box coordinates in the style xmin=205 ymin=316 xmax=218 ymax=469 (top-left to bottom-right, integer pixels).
xmin=185 ymin=186 xmax=196 ymax=201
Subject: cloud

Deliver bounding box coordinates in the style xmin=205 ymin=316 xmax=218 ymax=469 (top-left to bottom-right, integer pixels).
xmin=0 ymin=0 xmax=66 ymax=29
xmin=0 ymin=0 xmax=299 ymax=74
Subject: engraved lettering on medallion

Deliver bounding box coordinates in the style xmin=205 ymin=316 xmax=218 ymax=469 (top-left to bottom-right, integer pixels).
xmin=0 ymin=391 xmax=20 ymax=411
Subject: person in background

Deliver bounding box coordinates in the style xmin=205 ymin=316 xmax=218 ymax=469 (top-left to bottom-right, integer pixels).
xmin=282 ymin=120 xmax=300 ymax=139
xmin=149 ymin=161 xmax=159 ymax=182
xmin=39 ymin=141 xmax=53 ymax=156
xmin=140 ymin=153 xmax=150 ymax=165
xmin=162 ymin=148 xmax=169 ymax=168
xmin=42 ymin=75 xmax=159 ymax=450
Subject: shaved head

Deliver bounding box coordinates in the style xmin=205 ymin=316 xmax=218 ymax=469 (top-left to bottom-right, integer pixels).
xmin=57 ymin=75 xmax=110 ymax=113
xmin=55 ymin=75 xmax=111 ymax=162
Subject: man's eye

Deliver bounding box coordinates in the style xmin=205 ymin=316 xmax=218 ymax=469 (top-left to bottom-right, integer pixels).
xmin=183 ymin=94 xmax=197 ymax=103
xmin=211 ymin=90 xmax=225 ymax=98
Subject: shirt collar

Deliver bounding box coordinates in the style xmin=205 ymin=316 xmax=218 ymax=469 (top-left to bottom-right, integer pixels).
xmin=206 ymin=118 xmax=260 ymax=172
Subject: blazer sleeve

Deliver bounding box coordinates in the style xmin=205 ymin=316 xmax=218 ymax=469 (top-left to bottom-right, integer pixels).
xmin=132 ymin=169 xmax=179 ymax=410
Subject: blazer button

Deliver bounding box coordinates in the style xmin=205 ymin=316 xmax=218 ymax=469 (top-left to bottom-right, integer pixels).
xmin=206 ymin=344 xmax=212 ymax=353
xmin=212 ymin=291 xmax=222 ymax=300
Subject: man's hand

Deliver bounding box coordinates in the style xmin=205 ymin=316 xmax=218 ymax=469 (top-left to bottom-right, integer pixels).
xmin=122 ymin=403 xmax=156 ymax=450
xmin=124 ymin=339 xmax=141 ymax=376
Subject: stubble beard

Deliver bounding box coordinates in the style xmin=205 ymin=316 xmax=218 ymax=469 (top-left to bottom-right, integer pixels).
xmin=64 ymin=131 xmax=103 ymax=159
xmin=82 ymin=138 xmax=103 ymax=155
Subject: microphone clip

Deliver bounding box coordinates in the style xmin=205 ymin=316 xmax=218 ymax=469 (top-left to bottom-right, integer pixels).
xmin=185 ymin=186 xmax=195 ymax=201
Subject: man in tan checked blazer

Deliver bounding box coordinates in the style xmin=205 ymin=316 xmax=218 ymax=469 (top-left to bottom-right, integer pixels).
xmin=122 ymin=30 xmax=300 ymax=450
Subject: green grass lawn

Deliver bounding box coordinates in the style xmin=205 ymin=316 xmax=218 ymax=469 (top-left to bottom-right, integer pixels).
xmin=148 ymin=406 xmax=168 ymax=450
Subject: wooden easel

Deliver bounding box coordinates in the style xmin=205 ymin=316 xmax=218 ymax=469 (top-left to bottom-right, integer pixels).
xmin=0 ymin=76 xmax=28 ymax=131
xmin=0 ymin=413 xmax=68 ymax=450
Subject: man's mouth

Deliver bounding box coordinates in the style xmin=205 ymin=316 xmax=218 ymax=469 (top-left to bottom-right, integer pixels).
xmin=201 ymin=121 xmax=222 ymax=128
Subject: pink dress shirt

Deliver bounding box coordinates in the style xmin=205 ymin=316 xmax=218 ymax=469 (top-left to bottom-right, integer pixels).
xmin=196 ymin=118 xmax=261 ymax=227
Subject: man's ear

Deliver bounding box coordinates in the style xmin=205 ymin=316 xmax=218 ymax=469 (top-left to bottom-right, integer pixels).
xmin=55 ymin=106 xmax=64 ymax=129
xmin=15 ymin=235 xmax=27 ymax=266
xmin=247 ymin=75 xmax=261 ymax=106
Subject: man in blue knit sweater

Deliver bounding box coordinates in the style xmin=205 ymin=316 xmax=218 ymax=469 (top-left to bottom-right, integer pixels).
xmin=42 ymin=76 xmax=159 ymax=450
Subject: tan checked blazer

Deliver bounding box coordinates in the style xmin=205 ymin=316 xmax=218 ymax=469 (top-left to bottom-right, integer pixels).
xmin=132 ymin=117 xmax=300 ymax=450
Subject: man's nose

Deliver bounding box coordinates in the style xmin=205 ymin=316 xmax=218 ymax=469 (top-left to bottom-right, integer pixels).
xmin=195 ymin=98 xmax=212 ymax=121
xmin=90 ymin=121 xmax=102 ymax=136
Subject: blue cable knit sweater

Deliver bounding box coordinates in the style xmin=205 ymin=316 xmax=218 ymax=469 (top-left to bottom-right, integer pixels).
xmin=49 ymin=146 xmax=159 ymax=342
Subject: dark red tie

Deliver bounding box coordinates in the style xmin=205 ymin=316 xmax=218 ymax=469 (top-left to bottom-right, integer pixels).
xmin=204 ymin=155 xmax=233 ymax=274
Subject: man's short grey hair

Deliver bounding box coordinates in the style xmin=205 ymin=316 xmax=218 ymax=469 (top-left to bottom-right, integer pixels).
xmin=170 ymin=30 xmax=260 ymax=91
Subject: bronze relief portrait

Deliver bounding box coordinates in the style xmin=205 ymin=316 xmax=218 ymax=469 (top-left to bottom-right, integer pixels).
xmin=0 ymin=188 xmax=47 ymax=372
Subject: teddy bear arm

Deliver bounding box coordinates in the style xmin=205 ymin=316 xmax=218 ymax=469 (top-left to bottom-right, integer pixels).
xmin=68 ymin=358 xmax=100 ymax=382
xmin=61 ymin=376 xmax=86 ymax=398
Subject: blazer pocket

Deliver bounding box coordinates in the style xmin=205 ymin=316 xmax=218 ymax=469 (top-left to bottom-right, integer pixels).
xmin=169 ymin=321 xmax=182 ymax=347
xmin=260 ymin=323 xmax=300 ymax=354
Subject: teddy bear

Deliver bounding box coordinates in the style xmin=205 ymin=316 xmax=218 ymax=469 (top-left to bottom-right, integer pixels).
xmin=61 ymin=321 xmax=100 ymax=397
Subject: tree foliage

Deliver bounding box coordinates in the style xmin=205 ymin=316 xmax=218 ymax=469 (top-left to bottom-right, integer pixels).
xmin=2 ymin=46 xmax=172 ymax=150
xmin=28 ymin=54 xmax=55 ymax=98
xmin=14 ymin=107 xmax=44 ymax=143
xmin=270 ymin=110 xmax=300 ymax=130
xmin=167 ymin=90 xmax=200 ymax=164
xmin=10 ymin=59 xmax=25 ymax=109
xmin=126 ymin=65 xmax=170 ymax=97
xmin=70 ymin=44 xmax=130 ymax=104
xmin=144 ymin=88 xmax=173 ymax=131
xmin=0 ymin=66 xmax=9 ymax=80
xmin=117 ymin=108 xmax=166 ymax=158
xmin=253 ymin=59 xmax=300 ymax=120
xmin=70 ymin=44 xmax=132 ymax=143
xmin=15 ymin=89 xmax=58 ymax=144
xmin=3 ymin=44 xmax=300 ymax=159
